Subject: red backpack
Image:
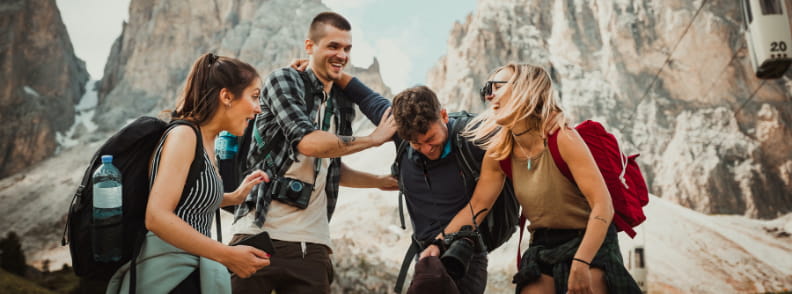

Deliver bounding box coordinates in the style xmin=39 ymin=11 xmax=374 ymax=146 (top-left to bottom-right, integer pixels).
xmin=501 ymin=120 xmax=648 ymax=266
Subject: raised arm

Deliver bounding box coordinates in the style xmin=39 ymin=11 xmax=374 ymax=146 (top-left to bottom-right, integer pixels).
xmin=263 ymin=68 xmax=396 ymax=159
xmin=339 ymin=73 xmax=392 ymax=126
xmin=287 ymin=60 xmax=394 ymax=138
xmin=419 ymin=150 xmax=506 ymax=259
xmin=296 ymin=109 xmax=395 ymax=158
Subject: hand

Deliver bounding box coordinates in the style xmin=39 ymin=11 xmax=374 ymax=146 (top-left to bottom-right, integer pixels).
xmin=377 ymin=175 xmax=399 ymax=191
xmin=289 ymin=58 xmax=309 ymax=71
xmin=232 ymin=170 xmax=270 ymax=205
xmin=418 ymin=244 xmax=441 ymax=260
xmin=369 ymin=108 xmax=397 ymax=146
xmin=221 ymin=245 xmax=271 ymax=278
xmin=567 ymin=260 xmax=593 ymax=294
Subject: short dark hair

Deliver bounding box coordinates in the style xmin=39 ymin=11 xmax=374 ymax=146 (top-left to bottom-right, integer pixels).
xmin=171 ymin=53 xmax=259 ymax=124
xmin=308 ymin=12 xmax=351 ymax=42
xmin=391 ymin=86 xmax=442 ymax=142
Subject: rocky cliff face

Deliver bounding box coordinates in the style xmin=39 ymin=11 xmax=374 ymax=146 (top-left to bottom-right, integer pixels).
xmin=96 ymin=0 xmax=390 ymax=131
xmin=428 ymin=0 xmax=792 ymax=219
xmin=0 ymin=0 xmax=88 ymax=178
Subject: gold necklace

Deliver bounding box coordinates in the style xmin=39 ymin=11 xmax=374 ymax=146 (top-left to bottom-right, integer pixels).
xmin=514 ymin=140 xmax=543 ymax=170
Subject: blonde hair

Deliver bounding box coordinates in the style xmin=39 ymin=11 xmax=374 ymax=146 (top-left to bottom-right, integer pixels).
xmin=464 ymin=63 xmax=567 ymax=161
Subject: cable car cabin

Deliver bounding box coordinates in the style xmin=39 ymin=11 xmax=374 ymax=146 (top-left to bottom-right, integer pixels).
xmin=742 ymin=0 xmax=792 ymax=79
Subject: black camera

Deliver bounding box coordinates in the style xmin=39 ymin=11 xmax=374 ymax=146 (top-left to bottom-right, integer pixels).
xmin=440 ymin=225 xmax=486 ymax=280
xmin=269 ymin=177 xmax=312 ymax=209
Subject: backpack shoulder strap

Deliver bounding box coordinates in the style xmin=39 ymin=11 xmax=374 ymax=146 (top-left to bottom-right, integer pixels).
xmin=449 ymin=112 xmax=480 ymax=181
xmin=499 ymin=159 xmax=512 ymax=180
xmin=392 ymin=139 xmax=410 ymax=230
xmin=547 ymin=129 xmax=574 ymax=182
xmin=298 ymin=70 xmax=317 ymax=118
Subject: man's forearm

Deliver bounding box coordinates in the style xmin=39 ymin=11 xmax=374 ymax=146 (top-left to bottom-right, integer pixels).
xmin=339 ymin=162 xmax=382 ymax=188
xmin=297 ymin=130 xmax=382 ymax=158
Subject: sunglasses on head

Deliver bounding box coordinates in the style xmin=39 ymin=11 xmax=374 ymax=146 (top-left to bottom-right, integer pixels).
xmin=479 ymin=80 xmax=508 ymax=101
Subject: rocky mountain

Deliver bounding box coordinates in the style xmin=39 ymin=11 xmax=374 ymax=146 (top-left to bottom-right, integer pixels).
xmin=3 ymin=0 xmax=792 ymax=292
xmin=96 ymin=0 xmax=390 ymax=132
xmin=0 ymin=0 xmax=89 ymax=178
xmin=428 ymin=0 xmax=792 ymax=219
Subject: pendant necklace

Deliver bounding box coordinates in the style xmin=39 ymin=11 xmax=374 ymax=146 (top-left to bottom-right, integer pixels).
xmin=515 ymin=140 xmax=542 ymax=170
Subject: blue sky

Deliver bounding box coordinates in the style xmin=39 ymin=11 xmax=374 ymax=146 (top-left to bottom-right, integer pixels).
xmin=323 ymin=0 xmax=476 ymax=91
xmin=57 ymin=0 xmax=476 ymax=91
xmin=56 ymin=0 xmax=131 ymax=81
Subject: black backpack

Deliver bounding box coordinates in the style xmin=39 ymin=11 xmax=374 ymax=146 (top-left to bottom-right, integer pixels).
xmin=392 ymin=111 xmax=520 ymax=292
xmin=61 ymin=117 xmax=219 ymax=286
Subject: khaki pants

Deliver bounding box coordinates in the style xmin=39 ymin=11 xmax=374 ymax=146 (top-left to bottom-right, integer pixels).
xmin=230 ymin=234 xmax=334 ymax=294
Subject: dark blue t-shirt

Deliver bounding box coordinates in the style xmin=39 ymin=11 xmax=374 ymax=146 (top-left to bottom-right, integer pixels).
xmin=397 ymin=120 xmax=483 ymax=241
xmin=344 ymin=78 xmax=484 ymax=241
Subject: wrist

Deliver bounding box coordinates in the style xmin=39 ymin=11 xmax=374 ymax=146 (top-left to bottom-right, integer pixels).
xmin=228 ymin=189 xmax=242 ymax=203
xmin=211 ymin=244 xmax=233 ymax=265
xmin=572 ymin=257 xmax=591 ymax=267
xmin=429 ymin=238 xmax=446 ymax=255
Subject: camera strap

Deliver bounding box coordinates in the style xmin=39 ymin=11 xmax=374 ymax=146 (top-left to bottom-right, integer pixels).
xmin=311 ymin=95 xmax=335 ymax=185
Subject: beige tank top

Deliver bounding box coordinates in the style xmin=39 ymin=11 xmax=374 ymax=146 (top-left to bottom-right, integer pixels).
xmin=511 ymin=144 xmax=591 ymax=231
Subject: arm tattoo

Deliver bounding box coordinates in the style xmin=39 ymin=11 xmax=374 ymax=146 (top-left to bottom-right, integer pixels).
xmin=593 ymin=216 xmax=608 ymax=224
xmin=339 ymin=136 xmax=356 ymax=145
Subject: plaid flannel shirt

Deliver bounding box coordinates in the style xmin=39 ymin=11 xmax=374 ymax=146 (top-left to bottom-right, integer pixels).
xmin=233 ymin=67 xmax=355 ymax=227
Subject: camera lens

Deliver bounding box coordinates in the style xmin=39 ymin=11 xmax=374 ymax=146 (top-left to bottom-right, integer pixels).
xmin=441 ymin=237 xmax=475 ymax=280
xmin=289 ymin=180 xmax=303 ymax=192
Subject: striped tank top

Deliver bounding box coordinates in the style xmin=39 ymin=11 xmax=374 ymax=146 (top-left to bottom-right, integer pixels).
xmin=149 ymin=125 xmax=223 ymax=237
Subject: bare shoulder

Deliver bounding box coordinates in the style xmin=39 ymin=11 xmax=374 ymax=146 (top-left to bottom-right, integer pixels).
xmin=160 ymin=125 xmax=198 ymax=161
xmin=555 ymin=127 xmax=589 ymax=160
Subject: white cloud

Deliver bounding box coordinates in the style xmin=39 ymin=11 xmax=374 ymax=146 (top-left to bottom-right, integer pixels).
xmin=374 ymin=37 xmax=412 ymax=91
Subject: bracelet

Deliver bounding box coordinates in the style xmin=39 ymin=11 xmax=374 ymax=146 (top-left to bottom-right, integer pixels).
xmin=573 ymin=258 xmax=591 ymax=266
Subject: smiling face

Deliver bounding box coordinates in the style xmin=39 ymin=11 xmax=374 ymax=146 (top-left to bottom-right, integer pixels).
xmin=488 ymin=68 xmax=514 ymax=119
xmin=306 ymin=25 xmax=351 ymax=85
xmin=409 ymin=110 xmax=450 ymax=160
xmin=223 ymin=77 xmax=262 ymax=136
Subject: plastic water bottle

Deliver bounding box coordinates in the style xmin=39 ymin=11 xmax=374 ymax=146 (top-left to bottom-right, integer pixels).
xmin=92 ymin=155 xmax=123 ymax=262
xmin=215 ymin=131 xmax=238 ymax=160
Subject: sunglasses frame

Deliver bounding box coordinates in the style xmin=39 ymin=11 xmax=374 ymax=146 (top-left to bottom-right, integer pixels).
xmin=479 ymin=80 xmax=508 ymax=101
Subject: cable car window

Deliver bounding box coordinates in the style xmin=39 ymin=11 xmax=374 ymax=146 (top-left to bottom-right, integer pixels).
xmin=636 ymin=247 xmax=645 ymax=268
xmin=759 ymin=0 xmax=782 ymax=15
